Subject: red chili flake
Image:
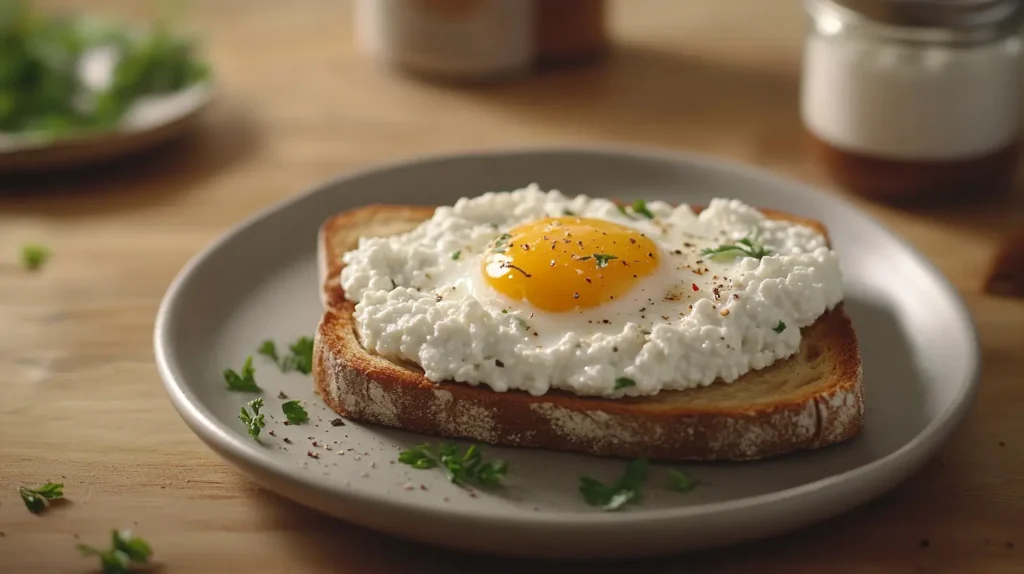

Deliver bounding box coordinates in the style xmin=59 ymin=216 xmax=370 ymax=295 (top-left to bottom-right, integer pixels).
xmin=692 ymin=283 xmax=699 ymax=291
xmin=312 ymin=441 xmax=319 ymax=447
xmin=307 ymin=451 xmax=320 ymax=459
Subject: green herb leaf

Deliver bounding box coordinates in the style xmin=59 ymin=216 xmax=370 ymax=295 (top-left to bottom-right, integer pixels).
xmin=667 ymin=469 xmax=698 ymax=493
xmin=223 ymin=356 xmax=260 ymax=391
xmin=514 ymin=316 xmax=530 ymax=331
xmin=593 ymin=254 xmax=618 ymax=268
xmin=632 ymin=199 xmax=655 ymax=219
xmin=700 ymin=233 xmax=772 ymax=260
xmin=20 ymin=243 xmax=52 ymax=270
xmin=773 ymin=320 xmax=786 ymax=333
xmin=398 ymin=442 xmax=507 ymax=488
xmin=398 ymin=445 xmax=438 ymax=469
xmin=281 ymin=400 xmax=308 ymax=425
xmin=258 ymin=336 xmax=314 ymax=375
xmin=451 ymin=250 xmax=461 ymax=261
xmin=283 ymin=336 xmax=314 ymax=374
xmin=19 ymin=482 xmax=64 ymax=514
xmin=238 ymin=397 xmax=266 ymax=440
xmin=614 ymin=377 xmax=636 ymax=390
xmin=77 ymin=529 xmax=152 ymax=574
xmin=579 ymin=458 xmax=649 ymax=511
xmin=491 ymin=233 xmax=513 ymax=254
xmin=257 ymin=340 xmax=278 ymax=363
xmin=563 ymin=209 xmax=576 ymax=216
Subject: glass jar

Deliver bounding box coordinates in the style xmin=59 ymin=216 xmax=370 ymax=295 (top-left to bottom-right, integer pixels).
xmin=355 ymin=0 xmax=535 ymax=82
xmin=800 ymin=0 xmax=1024 ymax=201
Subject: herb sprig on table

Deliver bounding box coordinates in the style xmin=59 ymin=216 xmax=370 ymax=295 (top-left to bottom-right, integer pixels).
xmin=77 ymin=529 xmax=152 ymax=574
xmin=19 ymin=243 xmax=51 ymax=270
xmin=18 ymin=481 xmax=64 ymax=513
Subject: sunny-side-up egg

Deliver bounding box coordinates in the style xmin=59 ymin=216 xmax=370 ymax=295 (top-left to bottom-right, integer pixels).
xmin=340 ymin=185 xmax=843 ymax=398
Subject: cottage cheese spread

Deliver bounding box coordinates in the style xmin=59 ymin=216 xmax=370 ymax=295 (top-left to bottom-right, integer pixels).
xmin=340 ymin=185 xmax=843 ymax=398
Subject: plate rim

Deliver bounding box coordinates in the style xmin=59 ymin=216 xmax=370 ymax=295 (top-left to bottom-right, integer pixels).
xmin=154 ymin=144 xmax=981 ymax=528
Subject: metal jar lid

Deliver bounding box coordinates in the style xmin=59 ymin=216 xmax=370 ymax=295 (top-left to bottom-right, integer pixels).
xmin=815 ymin=0 xmax=1024 ymax=39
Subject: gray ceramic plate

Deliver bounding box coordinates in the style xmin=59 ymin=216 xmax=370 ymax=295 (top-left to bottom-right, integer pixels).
xmin=155 ymin=147 xmax=979 ymax=559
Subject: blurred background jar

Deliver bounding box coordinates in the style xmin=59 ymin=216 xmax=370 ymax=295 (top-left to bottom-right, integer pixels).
xmin=355 ymin=0 xmax=608 ymax=82
xmin=800 ymin=0 xmax=1024 ymax=202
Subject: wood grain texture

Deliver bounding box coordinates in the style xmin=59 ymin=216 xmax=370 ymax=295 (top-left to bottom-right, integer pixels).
xmin=1 ymin=1 xmax=1022 ymax=572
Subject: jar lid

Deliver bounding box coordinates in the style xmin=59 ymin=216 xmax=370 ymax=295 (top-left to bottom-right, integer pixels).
xmin=829 ymin=0 xmax=1024 ymax=32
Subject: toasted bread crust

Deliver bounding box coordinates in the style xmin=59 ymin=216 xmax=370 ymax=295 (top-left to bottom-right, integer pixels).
xmin=313 ymin=204 xmax=863 ymax=461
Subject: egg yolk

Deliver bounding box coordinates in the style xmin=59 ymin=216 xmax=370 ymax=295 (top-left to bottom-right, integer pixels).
xmin=482 ymin=217 xmax=659 ymax=313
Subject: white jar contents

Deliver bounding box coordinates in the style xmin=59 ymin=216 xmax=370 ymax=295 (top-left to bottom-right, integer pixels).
xmin=802 ymin=30 xmax=1023 ymax=161
xmin=355 ymin=0 xmax=534 ymax=80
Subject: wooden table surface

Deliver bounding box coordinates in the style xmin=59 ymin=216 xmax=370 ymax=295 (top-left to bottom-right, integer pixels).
xmin=2 ymin=1 xmax=1022 ymax=572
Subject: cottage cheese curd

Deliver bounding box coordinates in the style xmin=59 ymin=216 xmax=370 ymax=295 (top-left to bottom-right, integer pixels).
xmin=340 ymin=185 xmax=843 ymax=398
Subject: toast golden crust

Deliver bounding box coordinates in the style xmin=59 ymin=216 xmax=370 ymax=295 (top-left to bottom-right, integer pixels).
xmin=313 ymin=204 xmax=863 ymax=461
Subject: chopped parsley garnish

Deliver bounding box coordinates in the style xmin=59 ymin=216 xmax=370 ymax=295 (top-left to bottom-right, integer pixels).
xmin=223 ymin=357 xmax=260 ymax=392
xmin=773 ymin=320 xmax=787 ymax=333
xmin=257 ymin=340 xmax=278 ymax=363
xmin=514 ymin=316 xmax=530 ymax=330
xmin=283 ymin=336 xmax=314 ymax=374
xmin=593 ymin=253 xmax=618 ymax=268
xmin=77 ymin=529 xmax=152 ymax=574
xmin=700 ymin=235 xmax=771 ymax=260
xmin=614 ymin=377 xmax=636 ymax=391
xmin=257 ymin=337 xmax=314 ymax=375
xmin=615 ymin=199 xmax=655 ymax=219
xmin=398 ymin=442 xmax=507 ymax=488
xmin=451 ymin=250 xmax=461 ymax=261
xmin=281 ymin=400 xmax=309 ymax=425
xmin=579 ymin=458 xmax=649 ymax=511
xmin=238 ymin=398 xmax=266 ymax=440
xmin=19 ymin=482 xmax=64 ymax=514
xmin=20 ymin=243 xmax=51 ymax=270
xmin=631 ymin=199 xmax=655 ymax=219
xmin=667 ymin=469 xmax=698 ymax=493
xmin=563 ymin=209 xmax=576 ymax=216
xmin=491 ymin=233 xmax=512 ymax=254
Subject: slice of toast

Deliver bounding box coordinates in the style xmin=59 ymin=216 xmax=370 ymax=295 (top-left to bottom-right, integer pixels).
xmin=313 ymin=205 xmax=864 ymax=461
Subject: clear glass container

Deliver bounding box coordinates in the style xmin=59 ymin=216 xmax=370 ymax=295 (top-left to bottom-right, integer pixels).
xmin=801 ymin=0 xmax=1024 ymax=201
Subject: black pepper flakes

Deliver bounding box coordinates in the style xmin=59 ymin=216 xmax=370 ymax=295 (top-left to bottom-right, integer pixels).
xmin=919 ymin=538 xmax=930 ymax=549
xmin=283 ymin=437 xmax=292 ymax=444
xmin=278 ymin=391 xmax=288 ymax=399
xmin=330 ymin=418 xmax=346 ymax=427
xmin=495 ymin=359 xmax=505 ymax=368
